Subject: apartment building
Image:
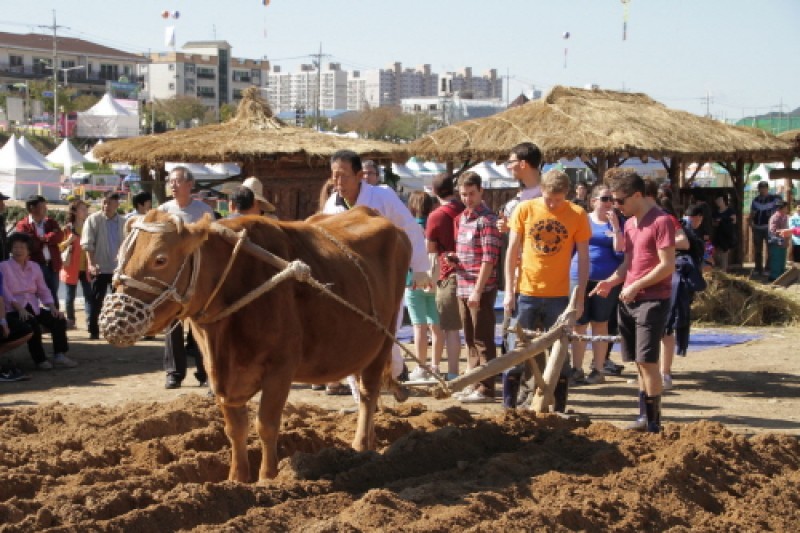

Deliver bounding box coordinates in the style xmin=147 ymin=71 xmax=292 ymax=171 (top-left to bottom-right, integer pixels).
xmin=143 ymin=41 xmax=269 ymax=116
xmin=0 ymin=31 xmax=146 ymax=97
xmin=265 ymin=63 xmax=348 ymax=115
xmin=439 ymin=68 xmax=502 ymax=100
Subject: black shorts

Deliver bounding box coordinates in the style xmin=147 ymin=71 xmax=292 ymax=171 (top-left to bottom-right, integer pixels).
xmin=618 ymin=299 xmax=670 ymax=364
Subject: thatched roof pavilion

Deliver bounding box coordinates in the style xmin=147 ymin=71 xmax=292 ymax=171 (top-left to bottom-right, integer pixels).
xmin=94 ymin=87 xmax=405 ymax=219
xmin=408 ymin=86 xmax=794 ymax=181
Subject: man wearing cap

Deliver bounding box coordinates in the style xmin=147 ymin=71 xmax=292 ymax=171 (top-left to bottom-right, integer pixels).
xmin=749 ymin=181 xmax=780 ymax=276
xmin=15 ymin=195 xmax=63 ymax=306
xmin=0 ymin=191 xmax=10 ymax=260
xmin=158 ymin=166 xmax=214 ymax=389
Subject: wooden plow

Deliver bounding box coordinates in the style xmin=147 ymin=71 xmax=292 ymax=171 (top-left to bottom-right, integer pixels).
xmin=404 ymin=289 xmax=621 ymax=413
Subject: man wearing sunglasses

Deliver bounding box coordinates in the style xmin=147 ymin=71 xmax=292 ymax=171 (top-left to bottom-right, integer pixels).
xmin=498 ymin=142 xmax=543 ymax=233
xmin=590 ymin=168 xmax=675 ymax=433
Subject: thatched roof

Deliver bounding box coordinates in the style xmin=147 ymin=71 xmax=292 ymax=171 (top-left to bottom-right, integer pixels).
xmin=407 ymin=86 xmax=794 ymax=164
xmin=94 ymin=87 xmax=405 ymax=166
xmin=778 ymin=129 xmax=800 ymax=154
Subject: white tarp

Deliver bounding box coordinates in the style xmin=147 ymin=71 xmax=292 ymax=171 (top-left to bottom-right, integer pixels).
xmin=0 ymin=136 xmax=61 ymax=201
xmin=165 ymin=162 xmax=230 ymax=181
xmin=46 ymin=138 xmax=88 ymax=177
xmin=77 ymin=93 xmax=140 ymax=138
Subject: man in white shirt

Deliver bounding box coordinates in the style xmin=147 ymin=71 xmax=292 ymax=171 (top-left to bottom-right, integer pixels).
xmin=322 ymin=150 xmax=431 ymax=393
xmin=158 ymin=167 xmax=214 ymax=389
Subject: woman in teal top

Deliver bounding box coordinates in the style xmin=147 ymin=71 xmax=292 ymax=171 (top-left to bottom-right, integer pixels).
xmin=405 ymin=191 xmax=443 ymax=382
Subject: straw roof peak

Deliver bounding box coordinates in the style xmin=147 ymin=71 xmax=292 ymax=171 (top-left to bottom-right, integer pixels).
xmin=231 ymin=87 xmax=284 ymax=130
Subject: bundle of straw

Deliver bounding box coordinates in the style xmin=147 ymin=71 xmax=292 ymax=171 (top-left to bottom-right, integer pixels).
xmin=692 ymin=271 xmax=800 ymax=326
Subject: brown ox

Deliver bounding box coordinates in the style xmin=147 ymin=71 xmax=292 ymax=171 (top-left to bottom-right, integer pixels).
xmin=102 ymin=207 xmax=411 ymax=482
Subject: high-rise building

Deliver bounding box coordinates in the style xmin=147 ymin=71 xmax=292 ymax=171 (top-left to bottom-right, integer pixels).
xmin=143 ymin=41 xmax=269 ymax=117
xmin=266 ymin=63 xmax=348 ymax=115
xmin=439 ymin=68 xmax=502 ymax=99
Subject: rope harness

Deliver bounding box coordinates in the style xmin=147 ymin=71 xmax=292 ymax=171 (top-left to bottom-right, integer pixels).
xmin=99 ymin=218 xmax=446 ymax=387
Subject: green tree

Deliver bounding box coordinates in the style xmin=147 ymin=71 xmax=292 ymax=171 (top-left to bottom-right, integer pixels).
xmin=154 ymin=95 xmax=208 ymax=128
xmin=219 ymin=102 xmax=238 ymax=123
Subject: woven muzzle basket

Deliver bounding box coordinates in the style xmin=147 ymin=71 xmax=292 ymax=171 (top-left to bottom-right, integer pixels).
xmin=99 ymin=292 xmax=155 ymax=347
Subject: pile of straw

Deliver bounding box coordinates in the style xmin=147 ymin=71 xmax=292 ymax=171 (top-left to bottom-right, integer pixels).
xmin=692 ymin=271 xmax=800 ymax=326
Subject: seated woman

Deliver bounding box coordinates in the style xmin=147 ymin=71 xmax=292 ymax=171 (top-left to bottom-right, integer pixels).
xmin=0 ymin=233 xmax=76 ymax=370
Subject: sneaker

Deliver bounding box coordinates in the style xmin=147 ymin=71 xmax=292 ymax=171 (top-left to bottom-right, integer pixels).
xmin=53 ymin=354 xmax=78 ymax=368
xmin=602 ymin=359 xmax=624 ymax=376
xmin=569 ymin=368 xmax=586 ymax=386
xmin=662 ymin=374 xmax=673 ymax=390
xmin=453 ymin=384 xmax=476 ymax=400
xmin=407 ymin=366 xmax=435 ymax=383
xmin=585 ymin=369 xmax=606 ymax=384
xmin=624 ymin=416 xmax=647 ymax=431
xmin=459 ymin=389 xmax=495 ymax=404
xmin=36 ymin=361 xmax=53 ymax=371
xmin=0 ymin=367 xmax=29 ymax=382
xmin=165 ymin=374 xmax=182 ymax=389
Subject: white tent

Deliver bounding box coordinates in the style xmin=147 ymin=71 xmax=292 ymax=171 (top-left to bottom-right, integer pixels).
xmin=165 ymin=162 xmax=228 ymax=181
xmin=46 ymin=139 xmax=88 ymax=177
xmin=84 ymin=140 xmax=104 ymax=163
xmin=391 ymin=163 xmax=416 ymax=179
xmin=18 ymin=137 xmax=51 ymax=168
xmin=0 ymin=136 xmax=61 ymax=201
xmin=205 ymin=162 xmax=241 ymax=178
xmin=77 ymin=93 xmax=140 ymax=138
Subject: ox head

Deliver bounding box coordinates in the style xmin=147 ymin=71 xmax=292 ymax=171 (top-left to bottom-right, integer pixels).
xmin=100 ymin=210 xmax=211 ymax=346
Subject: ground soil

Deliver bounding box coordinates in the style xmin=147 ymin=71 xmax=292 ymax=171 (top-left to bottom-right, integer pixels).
xmin=0 ymin=309 xmax=798 ymax=530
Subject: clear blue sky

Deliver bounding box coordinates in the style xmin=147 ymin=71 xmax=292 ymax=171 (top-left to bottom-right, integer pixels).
xmin=3 ymin=0 xmax=798 ymax=120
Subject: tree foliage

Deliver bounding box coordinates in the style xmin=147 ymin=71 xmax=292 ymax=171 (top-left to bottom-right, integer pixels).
xmin=333 ymin=106 xmax=438 ymax=141
xmin=154 ymin=95 xmax=208 ymax=128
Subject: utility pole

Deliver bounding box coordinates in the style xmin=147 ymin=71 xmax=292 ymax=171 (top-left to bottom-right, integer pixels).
xmin=701 ymin=90 xmax=714 ymax=119
xmin=310 ymin=43 xmax=331 ymax=130
xmin=38 ymin=10 xmax=67 ymax=138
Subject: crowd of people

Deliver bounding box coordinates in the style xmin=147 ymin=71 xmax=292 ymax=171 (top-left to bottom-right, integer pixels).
xmin=2 ymin=150 xmax=796 ymax=436
xmin=314 ymin=145 xmax=800 ymax=434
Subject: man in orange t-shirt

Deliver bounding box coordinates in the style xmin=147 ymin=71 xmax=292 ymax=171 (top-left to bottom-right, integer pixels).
xmin=503 ymin=169 xmax=590 ymax=411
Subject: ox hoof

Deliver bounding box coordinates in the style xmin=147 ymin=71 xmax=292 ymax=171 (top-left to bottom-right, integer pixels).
xmin=392 ymin=384 xmax=409 ymax=403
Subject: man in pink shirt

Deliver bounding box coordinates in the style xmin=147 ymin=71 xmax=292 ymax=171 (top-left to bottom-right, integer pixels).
xmin=591 ymin=168 xmax=675 ymax=433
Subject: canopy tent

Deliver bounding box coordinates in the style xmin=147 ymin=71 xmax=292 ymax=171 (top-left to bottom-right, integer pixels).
xmin=164 ymin=162 xmax=227 ymax=181
xmin=47 ymin=138 xmax=88 ymax=177
xmin=84 ymin=140 xmax=104 ymax=163
xmin=18 ymin=137 xmax=50 ymax=168
xmin=94 ymin=88 xmax=404 ymax=220
xmin=205 ymin=162 xmax=241 ymax=178
xmin=391 ymin=163 xmax=416 ymax=179
xmin=0 ymin=136 xmax=60 ymax=201
xmin=77 ymin=93 xmax=140 ymax=138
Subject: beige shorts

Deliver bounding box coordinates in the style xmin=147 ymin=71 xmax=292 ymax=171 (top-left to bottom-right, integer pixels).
xmin=435 ymin=275 xmax=462 ymax=331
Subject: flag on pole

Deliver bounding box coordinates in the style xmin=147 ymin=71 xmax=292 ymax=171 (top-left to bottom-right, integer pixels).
xmin=165 ymin=26 xmax=176 ymax=48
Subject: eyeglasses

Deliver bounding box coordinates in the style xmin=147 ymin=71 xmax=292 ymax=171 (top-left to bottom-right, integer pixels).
xmin=612 ymin=195 xmax=631 ymax=205
xmin=504 ymin=159 xmax=520 ymax=168
xmin=363 ymin=170 xmax=377 ymax=175
xmin=598 ymin=196 xmax=613 ymax=202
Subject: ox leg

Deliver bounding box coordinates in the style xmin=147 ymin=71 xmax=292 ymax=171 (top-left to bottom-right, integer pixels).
xmin=221 ymin=404 xmax=250 ymax=482
xmin=256 ymin=379 xmax=293 ymax=481
xmin=352 ymin=346 xmax=388 ymax=452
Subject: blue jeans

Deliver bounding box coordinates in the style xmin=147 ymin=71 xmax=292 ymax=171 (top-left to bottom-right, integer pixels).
xmin=65 ymin=271 xmax=93 ymax=326
xmin=39 ymin=262 xmax=60 ymax=310
xmin=503 ymin=294 xmax=571 ymax=408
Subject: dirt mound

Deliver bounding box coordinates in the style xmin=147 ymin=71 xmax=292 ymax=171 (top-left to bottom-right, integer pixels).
xmin=0 ymin=397 xmax=798 ymax=531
